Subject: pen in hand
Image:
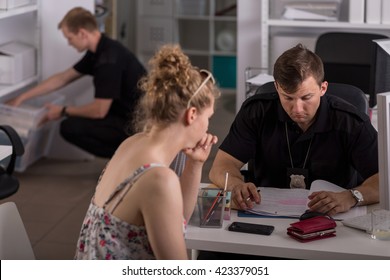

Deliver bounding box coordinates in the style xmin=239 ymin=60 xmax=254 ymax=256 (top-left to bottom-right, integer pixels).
xmin=246 ymin=189 xmax=261 ymax=202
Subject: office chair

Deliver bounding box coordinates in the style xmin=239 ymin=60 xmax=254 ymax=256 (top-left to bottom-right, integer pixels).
xmin=241 ymin=82 xmax=369 ymax=182
xmin=315 ymin=32 xmax=388 ymax=107
xmin=0 ymin=125 xmax=24 ymax=199
xmin=325 ymin=83 xmax=369 ymax=115
xmin=254 ymin=81 xmax=369 ymax=115
xmin=0 ymin=201 xmax=35 ymax=259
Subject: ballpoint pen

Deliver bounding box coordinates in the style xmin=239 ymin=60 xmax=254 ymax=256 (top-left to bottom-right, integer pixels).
xmin=246 ymin=189 xmax=261 ymax=202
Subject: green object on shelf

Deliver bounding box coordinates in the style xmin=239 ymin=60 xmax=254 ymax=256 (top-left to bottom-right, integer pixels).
xmin=212 ymin=56 xmax=236 ymax=89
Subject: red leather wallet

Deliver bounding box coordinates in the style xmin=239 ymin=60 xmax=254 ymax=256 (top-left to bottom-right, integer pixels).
xmin=287 ymin=216 xmax=337 ymax=242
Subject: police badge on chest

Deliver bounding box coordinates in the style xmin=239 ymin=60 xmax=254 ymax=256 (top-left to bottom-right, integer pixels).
xmin=287 ymin=168 xmax=309 ymax=189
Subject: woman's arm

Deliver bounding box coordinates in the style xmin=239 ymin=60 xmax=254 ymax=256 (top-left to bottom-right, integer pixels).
xmin=141 ymin=170 xmax=188 ymax=259
xmin=179 ymin=133 xmax=218 ymax=221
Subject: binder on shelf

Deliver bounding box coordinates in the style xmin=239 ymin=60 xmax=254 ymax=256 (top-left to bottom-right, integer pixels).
xmin=382 ymin=0 xmax=390 ymax=24
xmin=349 ymin=0 xmax=365 ymax=23
xmin=365 ymin=0 xmax=381 ymax=24
xmin=281 ymin=1 xmax=341 ymax=21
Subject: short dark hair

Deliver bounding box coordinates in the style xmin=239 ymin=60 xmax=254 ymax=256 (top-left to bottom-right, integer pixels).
xmin=58 ymin=7 xmax=98 ymax=33
xmin=273 ymin=44 xmax=324 ymax=93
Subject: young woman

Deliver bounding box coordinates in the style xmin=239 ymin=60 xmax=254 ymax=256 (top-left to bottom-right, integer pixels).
xmin=75 ymin=44 xmax=220 ymax=259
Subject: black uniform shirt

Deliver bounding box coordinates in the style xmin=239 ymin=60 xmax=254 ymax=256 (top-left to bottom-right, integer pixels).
xmin=220 ymin=93 xmax=378 ymax=189
xmin=73 ymin=34 xmax=146 ymax=119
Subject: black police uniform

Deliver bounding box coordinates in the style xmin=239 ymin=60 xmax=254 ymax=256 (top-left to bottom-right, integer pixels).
xmin=60 ymin=34 xmax=147 ymax=158
xmin=220 ymin=92 xmax=378 ymax=189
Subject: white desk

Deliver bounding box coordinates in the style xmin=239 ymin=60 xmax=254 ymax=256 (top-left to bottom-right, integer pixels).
xmin=0 ymin=145 xmax=12 ymax=161
xmin=186 ymin=210 xmax=390 ymax=260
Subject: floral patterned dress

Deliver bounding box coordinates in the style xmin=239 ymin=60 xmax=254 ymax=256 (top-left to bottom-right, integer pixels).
xmin=75 ymin=163 xmax=185 ymax=260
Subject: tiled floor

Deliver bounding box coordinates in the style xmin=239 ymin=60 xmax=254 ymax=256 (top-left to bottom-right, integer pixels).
xmin=2 ymin=92 xmax=236 ymax=260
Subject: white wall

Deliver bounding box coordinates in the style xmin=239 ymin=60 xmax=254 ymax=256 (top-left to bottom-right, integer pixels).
xmin=41 ymin=0 xmax=95 ymax=159
xmin=236 ymin=0 xmax=262 ymax=112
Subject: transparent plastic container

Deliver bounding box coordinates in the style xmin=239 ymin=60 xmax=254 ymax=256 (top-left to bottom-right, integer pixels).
xmin=15 ymin=120 xmax=56 ymax=172
xmin=0 ymin=93 xmax=64 ymax=136
xmin=0 ymin=93 xmax=65 ymax=171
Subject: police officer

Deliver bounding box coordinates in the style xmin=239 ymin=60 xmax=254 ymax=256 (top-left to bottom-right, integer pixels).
xmin=209 ymin=44 xmax=379 ymax=216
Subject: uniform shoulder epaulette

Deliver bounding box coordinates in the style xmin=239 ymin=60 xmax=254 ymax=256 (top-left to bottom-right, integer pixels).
xmin=327 ymin=95 xmax=368 ymax=121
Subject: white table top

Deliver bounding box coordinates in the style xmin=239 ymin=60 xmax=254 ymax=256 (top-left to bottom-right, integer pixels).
xmin=0 ymin=145 xmax=12 ymax=161
xmin=185 ymin=210 xmax=390 ymax=259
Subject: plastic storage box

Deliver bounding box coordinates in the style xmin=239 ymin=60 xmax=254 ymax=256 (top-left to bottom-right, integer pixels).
xmin=0 ymin=93 xmax=64 ymax=171
xmin=15 ymin=121 xmax=56 ymax=172
xmin=0 ymin=93 xmax=64 ymax=138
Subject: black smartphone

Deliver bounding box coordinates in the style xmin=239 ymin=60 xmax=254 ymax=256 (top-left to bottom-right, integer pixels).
xmin=228 ymin=222 xmax=275 ymax=236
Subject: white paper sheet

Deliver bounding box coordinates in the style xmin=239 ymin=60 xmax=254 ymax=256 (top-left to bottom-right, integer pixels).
xmin=246 ymin=180 xmax=367 ymax=220
xmin=246 ymin=73 xmax=274 ymax=86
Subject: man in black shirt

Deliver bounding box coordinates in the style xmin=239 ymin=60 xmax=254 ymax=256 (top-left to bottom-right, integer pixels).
xmin=209 ymin=44 xmax=379 ymax=216
xmin=8 ymin=7 xmax=146 ymax=158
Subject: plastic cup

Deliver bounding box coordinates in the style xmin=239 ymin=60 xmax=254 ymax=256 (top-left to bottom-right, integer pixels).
xmin=370 ymin=209 xmax=390 ymax=240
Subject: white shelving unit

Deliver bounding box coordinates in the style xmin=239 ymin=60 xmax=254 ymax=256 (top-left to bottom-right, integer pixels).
xmin=0 ymin=1 xmax=39 ymax=101
xmin=260 ymin=0 xmax=390 ymax=69
xmin=0 ymin=0 xmax=96 ymax=170
xmin=135 ymin=0 xmax=175 ymax=68
xmin=0 ymin=3 xmax=37 ymax=18
xmin=236 ymin=0 xmax=390 ymax=112
xmin=174 ymin=0 xmax=237 ymax=90
xmin=136 ymin=0 xmax=237 ymax=91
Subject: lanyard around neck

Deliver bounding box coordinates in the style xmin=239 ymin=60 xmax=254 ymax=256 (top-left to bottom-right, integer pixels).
xmin=285 ymin=122 xmax=313 ymax=169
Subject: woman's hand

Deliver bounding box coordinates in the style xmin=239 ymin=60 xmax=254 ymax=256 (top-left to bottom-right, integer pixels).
xmin=183 ymin=133 xmax=218 ymax=163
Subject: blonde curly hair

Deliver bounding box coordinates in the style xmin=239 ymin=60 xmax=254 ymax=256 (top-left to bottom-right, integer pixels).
xmin=135 ymin=44 xmax=220 ymax=132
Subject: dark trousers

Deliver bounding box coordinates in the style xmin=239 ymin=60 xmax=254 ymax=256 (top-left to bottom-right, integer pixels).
xmin=60 ymin=116 xmax=130 ymax=158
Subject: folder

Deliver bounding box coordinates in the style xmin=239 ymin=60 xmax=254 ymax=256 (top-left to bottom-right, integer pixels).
xmin=349 ymin=0 xmax=365 ymax=23
xmin=366 ymin=0 xmax=381 ymax=24
xmin=382 ymin=0 xmax=390 ymax=24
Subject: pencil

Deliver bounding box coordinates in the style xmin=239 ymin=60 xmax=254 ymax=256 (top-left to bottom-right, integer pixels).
xmin=201 ymin=172 xmax=229 ymax=225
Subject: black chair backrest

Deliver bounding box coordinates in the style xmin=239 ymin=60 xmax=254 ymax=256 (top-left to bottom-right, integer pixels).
xmin=326 ymin=83 xmax=369 ymax=115
xmin=0 ymin=125 xmax=24 ymax=199
xmin=255 ymin=81 xmax=369 ymax=115
xmin=315 ymin=32 xmax=388 ymax=103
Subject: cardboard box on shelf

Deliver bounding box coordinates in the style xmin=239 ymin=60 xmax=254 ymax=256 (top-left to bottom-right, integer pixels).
xmin=0 ymin=0 xmax=31 ymax=10
xmin=0 ymin=41 xmax=36 ymax=84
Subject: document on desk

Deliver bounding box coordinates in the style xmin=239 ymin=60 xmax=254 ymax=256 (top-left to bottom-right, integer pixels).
xmin=246 ymin=73 xmax=274 ymax=86
xmin=246 ymin=180 xmax=367 ymax=220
